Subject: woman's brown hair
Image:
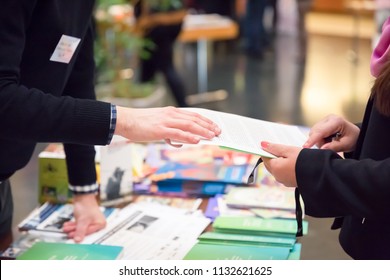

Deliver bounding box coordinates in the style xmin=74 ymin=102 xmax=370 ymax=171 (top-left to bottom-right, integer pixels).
xmin=371 ymin=60 xmax=390 ymax=117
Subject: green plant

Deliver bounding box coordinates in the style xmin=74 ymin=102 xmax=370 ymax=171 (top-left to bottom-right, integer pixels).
xmin=94 ymin=0 xmax=156 ymax=99
xmin=94 ymin=0 xmax=182 ymax=99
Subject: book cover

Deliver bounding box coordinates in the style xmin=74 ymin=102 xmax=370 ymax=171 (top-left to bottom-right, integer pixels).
xmin=0 ymin=231 xmax=68 ymax=260
xmin=183 ymin=243 xmax=290 ymax=260
xmin=18 ymin=202 xmax=118 ymax=234
xmin=224 ymin=186 xmax=295 ymax=211
xmin=212 ymin=216 xmax=308 ymax=237
xmin=133 ymin=181 xmax=228 ymax=197
xmin=151 ymin=161 xmax=250 ymax=185
xmin=16 ymin=242 xmax=123 ymax=260
xmin=38 ymin=143 xmax=100 ymax=204
xmin=38 ymin=144 xmax=71 ymax=204
xmin=133 ymin=142 xmax=256 ymax=197
xmin=216 ymin=194 xmax=255 ymax=217
xmin=99 ymin=136 xmax=133 ymax=202
xmin=217 ymin=163 xmax=298 ymax=218
xmin=134 ymin=195 xmax=202 ymax=212
xmin=156 ymin=180 xmax=228 ymax=196
xmin=250 ymin=208 xmax=295 ymax=219
xmin=18 ymin=202 xmax=64 ymax=232
xmin=211 ymin=190 xmax=295 ymax=219
xmin=198 ymin=232 xmax=296 ymax=248
xmin=160 ymin=144 xmax=254 ymax=165
xmin=204 ymin=196 xmax=219 ymax=220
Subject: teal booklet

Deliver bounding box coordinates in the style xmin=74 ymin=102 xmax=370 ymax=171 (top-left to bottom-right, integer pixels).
xmin=288 ymin=243 xmax=302 ymax=260
xmin=198 ymin=232 xmax=296 ymax=248
xmin=212 ymin=216 xmax=308 ymax=237
xmin=16 ymin=242 xmax=123 ymax=260
xmin=183 ymin=243 xmax=290 ymax=260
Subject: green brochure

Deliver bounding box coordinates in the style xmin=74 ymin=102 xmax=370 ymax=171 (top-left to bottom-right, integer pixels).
xmin=198 ymin=232 xmax=296 ymax=248
xmin=16 ymin=242 xmax=123 ymax=260
xmin=213 ymin=216 xmax=308 ymax=237
xmin=183 ymin=243 xmax=290 ymax=260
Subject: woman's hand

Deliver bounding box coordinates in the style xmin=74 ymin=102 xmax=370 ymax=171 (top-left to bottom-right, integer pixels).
xmin=261 ymin=142 xmax=302 ymax=188
xmin=303 ymin=114 xmax=360 ymax=152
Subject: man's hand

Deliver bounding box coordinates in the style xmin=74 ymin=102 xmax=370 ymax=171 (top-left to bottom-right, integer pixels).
xmin=115 ymin=106 xmax=221 ymax=145
xmin=62 ymin=193 xmax=106 ymax=243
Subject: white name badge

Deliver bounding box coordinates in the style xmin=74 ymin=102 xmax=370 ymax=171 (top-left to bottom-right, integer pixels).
xmin=50 ymin=35 xmax=81 ymax=64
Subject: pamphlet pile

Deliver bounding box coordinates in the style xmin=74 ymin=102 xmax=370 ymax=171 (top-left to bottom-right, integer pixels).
xmin=184 ymin=216 xmax=308 ymax=260
xmin=133 ymin=143 xmax=257 ymax=197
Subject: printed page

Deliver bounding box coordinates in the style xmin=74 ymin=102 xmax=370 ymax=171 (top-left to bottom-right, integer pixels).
xmin=99 ymin=135 xmax=133 ymax=202
xmin=76 ymin=202 xmax=210 ymax=260
xmin=182 ymin=108 xmax=309 ymax=158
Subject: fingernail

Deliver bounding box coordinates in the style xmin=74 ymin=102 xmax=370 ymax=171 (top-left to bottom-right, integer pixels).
xmin=74 ymin=236 xmax=81 ymax=243
xmin=261 ymin=141 xmax=269 ymax=149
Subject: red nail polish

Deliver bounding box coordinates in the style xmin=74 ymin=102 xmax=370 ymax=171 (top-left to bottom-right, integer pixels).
xmin=261 ymin=141 xmax=269 ymax=149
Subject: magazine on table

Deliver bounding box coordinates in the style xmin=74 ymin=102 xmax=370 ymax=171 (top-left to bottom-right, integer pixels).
xmin=17 ymin=202 xmax=118 ymax=235
xmin=75 ymin=202 xmax=211 ymax=260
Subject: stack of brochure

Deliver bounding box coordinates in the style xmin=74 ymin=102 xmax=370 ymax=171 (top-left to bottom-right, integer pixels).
xmin=133 ymin=142 xmax=257 ymax=197
xmin=183 ymin=216 xmax=307 ymax=260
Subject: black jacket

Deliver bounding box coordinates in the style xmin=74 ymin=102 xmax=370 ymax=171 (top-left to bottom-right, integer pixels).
xmin=296 ymin=98 xmax=390 ymax=259
xmin=0 ymin=0 xmax=111 ymax=188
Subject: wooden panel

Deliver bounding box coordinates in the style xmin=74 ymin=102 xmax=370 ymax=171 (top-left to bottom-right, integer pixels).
xmin=312 ymin=0 xmax=374 ymax=14
xmin=313 ymin=0 xmax=347 ymax=13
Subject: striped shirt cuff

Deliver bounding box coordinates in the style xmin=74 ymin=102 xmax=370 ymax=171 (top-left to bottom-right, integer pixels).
xmin=69 ymin=182 xmax=99 ymax=194
xmin=107 ymin=104 xmax=117 ymax=145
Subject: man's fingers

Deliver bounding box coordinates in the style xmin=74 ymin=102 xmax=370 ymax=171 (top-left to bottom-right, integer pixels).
xmin=85 ymin=224 xmax=105 ymax=235
xmin=172 ymin=108 xmax=221 ymax=136
xmin=165 ymin=139 xmax=183 ymax=148
xmin=157 ymin=118 xmax=219 ymax=143
xmin=62 ymin=221 xmax=76 ymax=233
xmin=73 ymin=221 xmax=88 ymax=243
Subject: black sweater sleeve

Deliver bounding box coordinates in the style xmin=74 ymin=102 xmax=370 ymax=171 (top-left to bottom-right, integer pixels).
xmin=296 ymin=148 xmax=390 ymax=219
xmin=0 ymin=0 xmax=111 ymax=146
xmin=0 ymin=1 xmax=112 ymax=188
xmin=62 ymin=22 xmax=99 ymax=189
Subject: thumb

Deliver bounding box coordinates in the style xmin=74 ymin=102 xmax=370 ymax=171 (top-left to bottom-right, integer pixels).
xmin=320 ymin=141 xmax=344 ymax=152
xmin=261 ymin=141 xmax=286 ymax=157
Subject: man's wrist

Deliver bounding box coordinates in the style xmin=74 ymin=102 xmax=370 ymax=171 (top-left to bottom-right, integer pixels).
xmin=69 ymin=182 xmax=99 ymax=194
xmin=73 ymin=192 xmax=99 ymax=205
xmin=107 ymin=104 xmax=117 ymax=145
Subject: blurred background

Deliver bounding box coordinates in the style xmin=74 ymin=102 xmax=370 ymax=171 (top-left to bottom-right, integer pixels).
xmin=11 ymin=0 xmax=387 ymax=259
